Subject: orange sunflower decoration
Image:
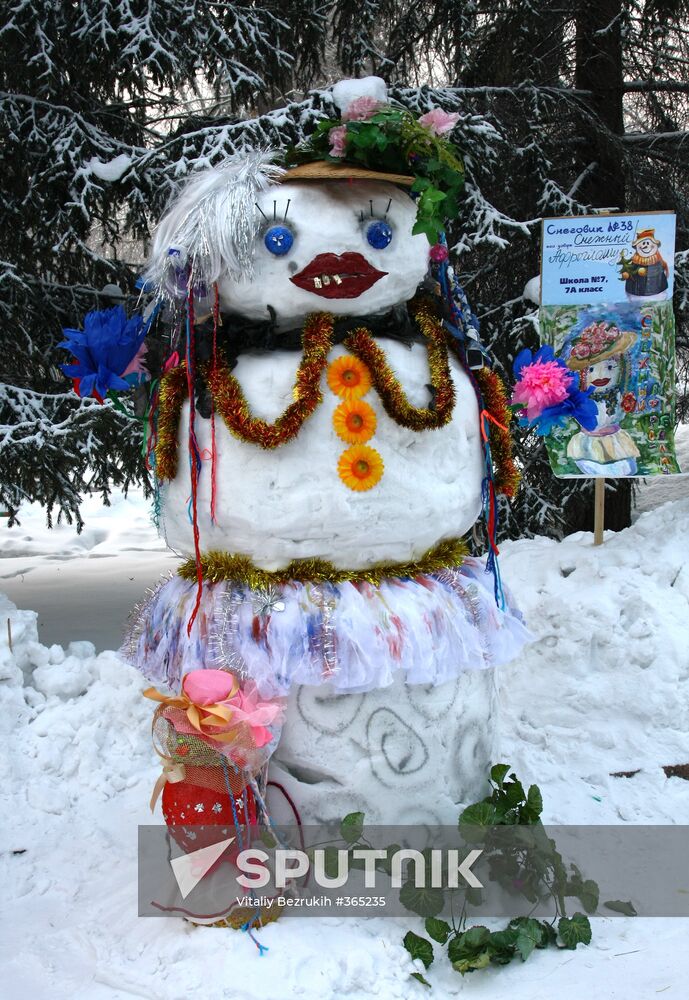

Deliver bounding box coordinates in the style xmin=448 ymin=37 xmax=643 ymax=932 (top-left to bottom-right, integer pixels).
xmin=337 ymin=444 xmax=384 ymax=492
xmin=327 ymin=355 xmax=371 ymax=400
xmin=333 ymin=399 xmax=377 ymax=445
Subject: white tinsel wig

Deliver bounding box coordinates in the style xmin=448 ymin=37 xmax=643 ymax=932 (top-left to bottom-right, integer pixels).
xmin=146 ymin=150 xmax=284 ymax=299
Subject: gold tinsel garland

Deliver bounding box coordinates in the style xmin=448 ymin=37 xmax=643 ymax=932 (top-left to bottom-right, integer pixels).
xmin=473 ymin=365 xmax=521 ymax=498
xmin=156 ymin=363 xmax=190 ymax=482
xmin=155 ymin=303 xmax=458 ymax=481
xmin=344 ymin=304 xmax=455 ymax=431
xmin=178 ymin=537 xmax=468 ymax=586
xmin=207 ymin=312 xmax=332 ymax=448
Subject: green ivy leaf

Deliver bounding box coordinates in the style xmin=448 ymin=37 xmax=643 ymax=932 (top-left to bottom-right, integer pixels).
xmin=399 ymin=881 xmax=445 ymax=918
xmin=465 ymin=886 xmax=483 ymax=907
xmin=503 ymin=778 xmax=526 ymax=808
xmin=447 ymin=925 xmax=490 ymax=964
xmin=419 ymin=187 xmax=447 ymax=206
xmin=321 ymin=846 xmax=344 ymax=880
xmin=410 ymin=971 xmax=432 ymax=988
xmin=604 ymin=900 xmax=637 ymax=916
xmin=487 ymin=927 xmax=519 ymax=963
xmin=579 ymin=878 xmax=600 ymax=914
xmin=425 ymin=917 xmax=451 ymax=944
xmin=490 ymin=764 xmax=511 ymax=789
xmin=558 ymin=913 xmax=592 ymax=949
xmin=459 ymin=801 xmax=497 ymax=827
xmin=509 ymin=917 xmax=548 ymax=961
xmin=452 ymin=951 xmax=491 ymax=975
xmin=411 ymin=218 xmax=442 ymax=243
xmin=522 ymin=784 xmax=544 ymax=822
xmin=403 ymin=931 xmax=434 ymax=969
xmin=340 ymin=811 xmax=364 ymax=844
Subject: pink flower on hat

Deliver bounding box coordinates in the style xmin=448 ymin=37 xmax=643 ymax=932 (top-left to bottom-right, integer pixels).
xmin=418 ymin=109 xmax=460 ymax=135
xmin=429 ymin=243 xmax=449 ymax=263
xmin=341 ymin=96 xmax=383 ymax=122
xmin=328 ymin=125 xmax=348 ymax=158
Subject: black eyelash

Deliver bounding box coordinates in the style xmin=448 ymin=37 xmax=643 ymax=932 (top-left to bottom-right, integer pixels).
xmin=255 ymin=201 xmax=293 ymax=225
xmin=359 ymin=201 xmax=393 ymax=223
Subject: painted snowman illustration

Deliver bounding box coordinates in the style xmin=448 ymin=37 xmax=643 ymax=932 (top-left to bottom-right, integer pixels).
xmin=121 ymin=79 xmax=529 ymax=836
xmin=619 ymin=228 xmax=669 ymax=303
xmin=566 ymin=322 xmax=639 ymax=476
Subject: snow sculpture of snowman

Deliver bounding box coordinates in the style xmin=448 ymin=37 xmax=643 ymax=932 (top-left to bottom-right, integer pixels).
xmin=123 ymin=78 xmax=529 ymax=827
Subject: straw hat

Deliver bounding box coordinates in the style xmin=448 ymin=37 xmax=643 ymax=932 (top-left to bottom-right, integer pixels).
xmin=282 ymin=160 xmax=414 ymax=186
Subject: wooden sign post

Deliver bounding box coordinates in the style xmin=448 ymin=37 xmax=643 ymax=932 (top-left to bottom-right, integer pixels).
xmin=593 ymin=477 xmax=605 ymax=545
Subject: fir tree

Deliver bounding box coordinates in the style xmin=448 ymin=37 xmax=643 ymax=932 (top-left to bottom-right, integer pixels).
xmin=1 ymin=0 xmax=687 ymax=542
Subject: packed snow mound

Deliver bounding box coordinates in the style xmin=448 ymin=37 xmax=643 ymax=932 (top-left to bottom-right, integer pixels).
xmin=3 ymin=499 xmax=689 ymax=997
xmin=501 ymin=496 xmax=689 ymax=825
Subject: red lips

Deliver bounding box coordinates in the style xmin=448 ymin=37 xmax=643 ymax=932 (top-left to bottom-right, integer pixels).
xmin=290 ymin=252 xmax=387 ymax=299
xmin=591 ymin=378 xmax=611 ymax=387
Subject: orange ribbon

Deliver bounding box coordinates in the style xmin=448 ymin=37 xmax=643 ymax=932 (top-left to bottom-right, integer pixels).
xmin=479 ymin=408 xmax=509 ymax=443
xmin=143 ymin=676 xmax=241 ymax=744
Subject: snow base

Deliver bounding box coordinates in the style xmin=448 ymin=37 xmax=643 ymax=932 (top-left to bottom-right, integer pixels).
xmin=269 ymin=669 xmax=499 ymax=825
xmin=4 ymin=496 xmax=689 ymax=997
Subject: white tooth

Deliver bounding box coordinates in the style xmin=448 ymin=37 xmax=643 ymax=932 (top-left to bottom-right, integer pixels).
xmin=333 ymin=274 xmax=342 ymax=285
xmin=322 ymin=275 xmax=331 ymax=285
xmin=314 ymin=276 xmax=322 ymax=289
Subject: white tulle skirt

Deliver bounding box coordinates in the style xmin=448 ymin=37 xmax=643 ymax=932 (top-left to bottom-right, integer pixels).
xmin=122 ymin=556 xmax=531 ymax=698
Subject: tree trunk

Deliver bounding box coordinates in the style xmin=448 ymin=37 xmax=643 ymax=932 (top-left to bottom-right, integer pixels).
xmin=573 ymin=0 xmax=633 ymax=531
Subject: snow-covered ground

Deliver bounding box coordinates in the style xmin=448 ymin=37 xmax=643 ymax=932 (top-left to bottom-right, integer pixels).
xmin=2 ymin=473 xmax=689 ymax=999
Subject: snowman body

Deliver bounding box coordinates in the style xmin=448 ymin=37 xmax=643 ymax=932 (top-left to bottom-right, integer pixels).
xmin=161 ymin=340 xmax=484 ymax=568
xmin=129 ymin=173 xmax=527 ymax=824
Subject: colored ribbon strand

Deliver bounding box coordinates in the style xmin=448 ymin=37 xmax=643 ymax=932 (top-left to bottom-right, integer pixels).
xmin=149 ymin=761 xmax=186 ymax=812
xmin=185 ymin=288 xmax=204 ymax=634
xmin=210 ymin=282 xmax=220 ymax=524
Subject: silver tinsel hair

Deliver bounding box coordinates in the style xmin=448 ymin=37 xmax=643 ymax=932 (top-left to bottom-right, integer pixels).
xmin=146 ymin=150 xmax=285 ymax=299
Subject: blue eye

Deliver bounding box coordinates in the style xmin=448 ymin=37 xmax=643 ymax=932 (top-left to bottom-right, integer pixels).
xmin=366 ymin=220 xmax=393 ymax=249
xmin=264 ymin=225 xmax=294 ymax=256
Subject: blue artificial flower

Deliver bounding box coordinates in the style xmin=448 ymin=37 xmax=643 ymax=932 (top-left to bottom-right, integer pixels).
xmin=512 ymin=344 xmax=560 ymax=379
xmin=60 ymin=306 xmax=147 ymax=399
xmin=535 ymin=387 xmax=598 ymax=435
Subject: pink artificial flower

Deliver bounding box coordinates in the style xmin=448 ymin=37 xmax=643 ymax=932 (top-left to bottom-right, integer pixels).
xmin=512 ymin=359 xmax=573 ymax=420
xmin=341 ymin=96 xmax=383 ymax=122
xmin=226 ymin=682 xmax=283 ymax=748
xmin=328 ymin=125 xmax=348 ymax=158
xmin=179 ymin=670 xmax=283 ymax=749
xmin=183 ymin=668 xmax=236 ymax=705
xmin=418 ymin=109 xmax=460 ymax=135
xmin=163 ymin=350 xmax=180 ymax=373
xmin=121 ymin=341 xmax=148 ymax=378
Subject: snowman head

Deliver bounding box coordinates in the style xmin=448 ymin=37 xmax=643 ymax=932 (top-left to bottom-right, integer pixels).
xmin=635 ymin=236 xmax=659 ymax=256
xmin=632 ymin=228 xmax=661 ymax=257
xmin=218 ymin=178 xmax=429 ymax=325
xmin=584 ymin=356 xmax=622 ymax=394
xmin=146 ymin=77 xmax=465 ymax=326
